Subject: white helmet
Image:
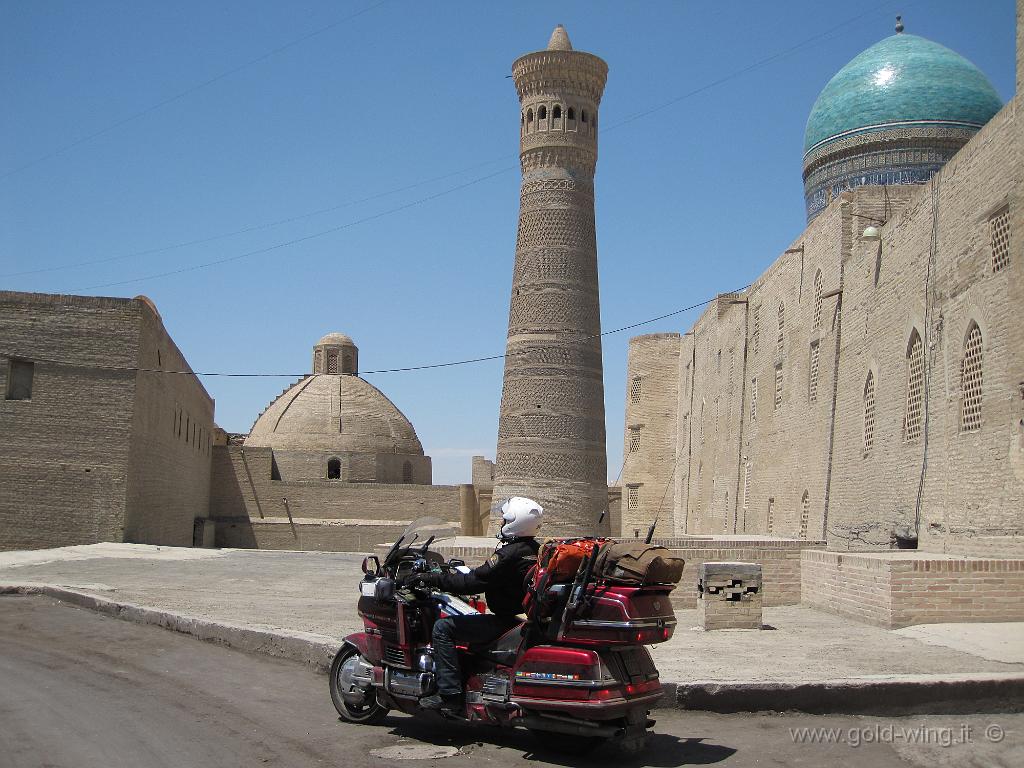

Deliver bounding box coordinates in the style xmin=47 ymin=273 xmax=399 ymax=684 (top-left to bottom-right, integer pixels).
xmin=498 ymin=497 xmax=544 ymax=540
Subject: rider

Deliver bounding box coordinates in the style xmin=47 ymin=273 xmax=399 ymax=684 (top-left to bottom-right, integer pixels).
xmin=414 ymin=496 xmax=542 ymax=711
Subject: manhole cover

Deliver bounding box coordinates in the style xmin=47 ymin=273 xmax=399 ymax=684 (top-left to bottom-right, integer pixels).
xmin=369 ymin=745 xmax=461 ymax=760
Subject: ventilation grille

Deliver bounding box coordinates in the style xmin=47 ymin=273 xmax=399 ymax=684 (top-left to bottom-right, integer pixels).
xmin=813 ymin=272 xmax=824 ymax=329
xmin=382 ymin=645 xmax=408 ymax=668
xmin=774 ymin=366 xmax=784 ymax=409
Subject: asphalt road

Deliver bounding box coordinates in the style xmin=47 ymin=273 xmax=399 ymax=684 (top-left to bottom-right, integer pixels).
xmin=0 ymin=596 xmax=1020 ymax=768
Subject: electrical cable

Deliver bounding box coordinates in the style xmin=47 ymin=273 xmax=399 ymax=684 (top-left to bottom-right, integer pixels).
xmin=5 ymin=2 xmax=906 ymax=284
xmin=0 ymin=283 xmax=750 ymax=378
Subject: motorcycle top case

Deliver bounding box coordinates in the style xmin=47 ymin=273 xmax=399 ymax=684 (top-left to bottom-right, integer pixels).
xmin=560 ymin=585 xmax=677 ymax=646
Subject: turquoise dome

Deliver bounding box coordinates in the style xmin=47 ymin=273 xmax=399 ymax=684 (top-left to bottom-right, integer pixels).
xmin=804 ymin=33 xmax=1002 ymax=154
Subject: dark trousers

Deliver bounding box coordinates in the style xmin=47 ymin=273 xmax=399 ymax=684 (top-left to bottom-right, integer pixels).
xmin=432 ymin=614 xmax=518 ymax=696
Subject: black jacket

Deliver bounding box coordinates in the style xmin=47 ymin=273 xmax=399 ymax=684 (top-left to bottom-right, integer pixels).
xmin=435 ymin=537 xmax=539 ymax=616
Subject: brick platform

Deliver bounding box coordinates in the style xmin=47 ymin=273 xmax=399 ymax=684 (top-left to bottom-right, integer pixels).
xmin=802 ymin=550 xmax=1024 ymax=628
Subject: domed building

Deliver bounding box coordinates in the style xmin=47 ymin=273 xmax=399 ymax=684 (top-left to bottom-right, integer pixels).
xmin=244 ymin=333 xmax=430 ymax=484
xmin=803 ymin=19 xmax=1003 ymax=221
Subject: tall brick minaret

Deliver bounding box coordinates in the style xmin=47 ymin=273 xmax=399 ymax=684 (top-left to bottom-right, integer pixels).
xmin=492 ymin=25 xmax=610 ymax=536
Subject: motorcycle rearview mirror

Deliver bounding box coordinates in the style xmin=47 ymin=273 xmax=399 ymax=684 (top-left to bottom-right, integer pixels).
xmin=448 ymin=558 xmax=466 ymax=568
xmin=361 ymin=555 xmax=380 ymax=576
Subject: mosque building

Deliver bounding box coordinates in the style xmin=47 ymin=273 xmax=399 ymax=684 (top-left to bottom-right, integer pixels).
xmin=621 ymin=18 xmax=1022 ymax=558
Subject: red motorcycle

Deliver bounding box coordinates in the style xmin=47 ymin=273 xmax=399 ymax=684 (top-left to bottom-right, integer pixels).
xmin=329 ymin=518 xmax=678 ymax=753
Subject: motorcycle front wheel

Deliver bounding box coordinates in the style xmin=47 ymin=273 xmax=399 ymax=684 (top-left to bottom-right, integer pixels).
xmin=329 ymin=645 xmax=389 ymax=724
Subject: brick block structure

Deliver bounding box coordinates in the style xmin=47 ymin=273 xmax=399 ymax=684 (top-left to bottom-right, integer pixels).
xmin=697 ymin=561 xmax=763 ymax=630
xmin=0 ymin=292 xmax=213 ymax=550
xmin=802 ymin=550 xmax=1024 ymax=628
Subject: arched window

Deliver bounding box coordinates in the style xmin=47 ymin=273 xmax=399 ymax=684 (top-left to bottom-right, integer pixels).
xmin=327 ymin=458 xmax=341 ymax=480
xmin=526 ymin=109 xmax=534 ymax=124
xmin=581 ymin=110 xmax=588 ymax=123
xmin=812 ymin=270 xmax=824 ymax=329
xmin=777 ymin=302 xmax=785 ymax=357
xmin=863 ymin=371 xmax=876 ymax=451
xmin=961 ymin=323 xmax=984 ymax=432
xmin=800 ymin=491 xmax=810 ymax=539
xmin=402 ymin=460 xmax=413 ymax=483
xmin=905 ymin=331 xmax=924 ymax=442
xmin=538 ymin=105 xmax=547 ymax=120
xmin=553 ymin=105 xmax=561 ymax=119
xmin=567 ymin=107 xmax=575 ymax=120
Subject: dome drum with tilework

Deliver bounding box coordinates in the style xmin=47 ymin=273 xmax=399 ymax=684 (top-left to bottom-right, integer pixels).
xmin=802 ymin=24 xmax=1002 ymax=222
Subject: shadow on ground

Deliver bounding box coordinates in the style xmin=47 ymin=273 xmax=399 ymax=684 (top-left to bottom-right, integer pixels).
xmin=362 ymin=713 xmax=737 ymax=766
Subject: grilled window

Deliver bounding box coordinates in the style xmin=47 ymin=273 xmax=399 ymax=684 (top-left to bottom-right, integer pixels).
xmin=800 ymin=491 xmax=810 ymax=539
xmin=863 ymin=371 xmax=876 ymax=451
xmin=629 ymin=376 xmax=642 ymax=404
xmin=629 ymin=427 xmax=641 ymax=453
xmin=752 ymin=305 xmax=760 ymax=354
xmin=808 ymin=342 xmax=820 ymax=403
xmin=905 ymin=331 xmax=924 ymax=442
xmin=402 ymin=461 xmax=413 ymax=483
xmin=327 ymin=351 xmax=339 ymax=374
xmin=812 ymin=270 xmax=824 ymax=329
xmin=774 ymin=365 xmax=783 ymax=409
xmin=961 ymin=323 xmax=984 ymax=432
xmin=743 ymin=462 xmax=751 ymax=512
xmin=627 ymin=486 xmax=639 ymax=510
xmin=777 ymin=302 xmax=785 ymax=357
xmin=767 ymin=498 xmax=775 ymax=534
xmin=750 ymin=378 xmax=757 ymax=421
xmin=990 ymin=206 xmax=1010 ymax=273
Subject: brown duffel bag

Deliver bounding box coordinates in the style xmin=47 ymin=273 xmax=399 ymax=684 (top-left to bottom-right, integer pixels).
xmin=594 ymin=542 xmax=685 ymax=585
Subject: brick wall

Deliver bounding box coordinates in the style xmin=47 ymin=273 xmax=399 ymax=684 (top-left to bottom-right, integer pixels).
xmin=623 ymin=86 xmax=1022 ymax=555
xmin=0 ymin=292 xmax=212 ymax=550
xmin=210 ymin=444 xmax=462 ymax=551
xmin=1 ymin=293 xmax=137 ymax=549
xmin=123 ymin=301 xmax=214 ymax=546
xmin=803 ymin=550 xmax=1024 ymax=627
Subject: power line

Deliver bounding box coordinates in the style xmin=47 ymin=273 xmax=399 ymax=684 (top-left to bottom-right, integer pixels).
xmin=68 ymin=166 xmax=516 ymax=291
xmin=1 ymin=156 xmax=512 ymax=279
xmin=0 ymin=0 xmax=389 ymax=181
xmin=1 ymin=285 xmax=748 ymax=379
xmin=7 ymin=2 xmax=904 ymax=284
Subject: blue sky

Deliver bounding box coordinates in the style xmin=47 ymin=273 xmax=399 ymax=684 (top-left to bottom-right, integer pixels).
xmin=2 ymin=1 xmax=1017 ymax=485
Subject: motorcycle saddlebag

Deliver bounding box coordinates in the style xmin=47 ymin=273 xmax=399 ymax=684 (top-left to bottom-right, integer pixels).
xmin=594 ymin=543 xmax=684 ymax=586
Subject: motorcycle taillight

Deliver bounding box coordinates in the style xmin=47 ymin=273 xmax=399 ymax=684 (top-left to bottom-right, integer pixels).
xmin=512 ymin=646 xmax=614 ymax=686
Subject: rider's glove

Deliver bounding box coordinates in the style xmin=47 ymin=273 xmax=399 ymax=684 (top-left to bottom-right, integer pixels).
xmin=414 ymin=572 xmax=443 ymax=588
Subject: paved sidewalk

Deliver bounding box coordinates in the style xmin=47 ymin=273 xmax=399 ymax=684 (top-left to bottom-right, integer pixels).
xmin=2 ymin=544 xmax=1022 ymax=687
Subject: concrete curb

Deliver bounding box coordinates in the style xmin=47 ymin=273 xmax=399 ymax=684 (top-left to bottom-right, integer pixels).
xmin=4 ymin=585 xmax=1023 ymax=714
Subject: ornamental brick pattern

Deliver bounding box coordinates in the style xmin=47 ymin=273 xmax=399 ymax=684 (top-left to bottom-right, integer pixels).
xmin=492 ymin=26 xmax=610 ymax=536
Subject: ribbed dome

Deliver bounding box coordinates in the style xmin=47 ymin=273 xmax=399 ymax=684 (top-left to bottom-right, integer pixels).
xmin=804 ymin=33 xmax=1002 ymax=154
xmin=316 ymin=332 xmax=354 ymax=347
xmin=244 ymin=374 xmax=423 ymax=455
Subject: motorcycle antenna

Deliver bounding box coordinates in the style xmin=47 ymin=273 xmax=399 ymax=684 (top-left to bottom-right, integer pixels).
xmin=420 ymin=535 xmax=436 ymax=554
xmin=597 ymin=509 xmax=606 ymax=527
xmin=646 ymin=453 xmax=680 ymax=544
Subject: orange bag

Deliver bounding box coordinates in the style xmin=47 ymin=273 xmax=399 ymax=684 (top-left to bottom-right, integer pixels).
xmin=539 ymin=538 xmax=600 ymax=582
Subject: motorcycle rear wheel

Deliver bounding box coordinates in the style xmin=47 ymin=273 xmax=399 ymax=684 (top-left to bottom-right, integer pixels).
xmin=329 ymin=645 xmax=389 ymax=724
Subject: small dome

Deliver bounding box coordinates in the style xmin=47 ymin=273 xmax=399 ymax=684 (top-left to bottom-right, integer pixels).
xmin=317 ymin=332 xmax=354 ymax=347
xmin=244 ymin=374 xmax=423 ymax=456
xmin=804 ymin=33 xmax=1002 ymax=154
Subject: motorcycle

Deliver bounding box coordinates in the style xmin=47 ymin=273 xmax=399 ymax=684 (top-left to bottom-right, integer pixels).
xmin=328 ymin=517 xmax=677 ymax=753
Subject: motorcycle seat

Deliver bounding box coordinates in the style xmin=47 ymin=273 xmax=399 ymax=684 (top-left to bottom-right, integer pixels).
xmin=466 ymin=620 xmax=525 ymax=665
